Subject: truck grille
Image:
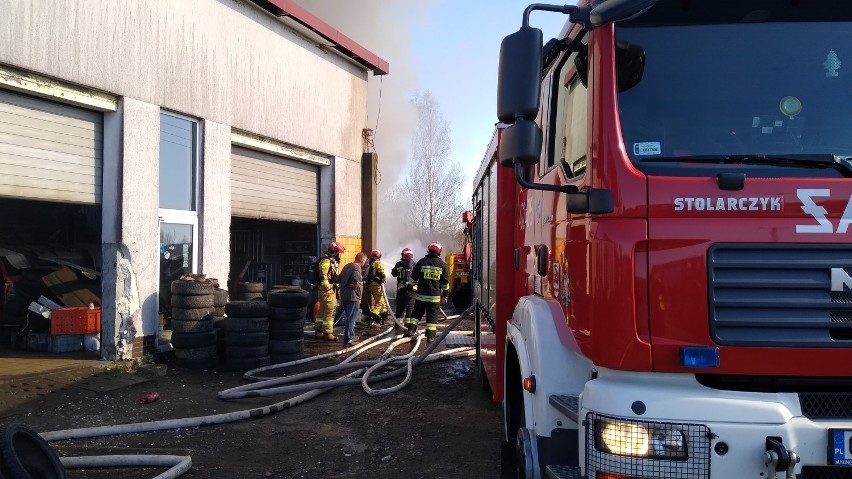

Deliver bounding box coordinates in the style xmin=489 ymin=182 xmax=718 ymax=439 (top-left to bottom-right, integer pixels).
xmin=799 ymin=393 xmax=852 ymax=419
xmin=708 ymin=244 xmax=852 ymax=347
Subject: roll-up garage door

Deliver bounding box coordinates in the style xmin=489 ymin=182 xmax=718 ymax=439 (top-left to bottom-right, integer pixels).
xmin=231 ymin=146 xmax=318 ymax=223
xmin=0 ymin=90 xmax=103 ymax=204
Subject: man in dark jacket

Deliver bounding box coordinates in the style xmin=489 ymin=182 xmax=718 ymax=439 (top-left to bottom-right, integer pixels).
xmin=391 ymin=247 xmax=415 ymax=330
xmin=338 ymin=252 xmax=367 ymax=347
xmin=404 ymin=241 xmax=449 ymax=342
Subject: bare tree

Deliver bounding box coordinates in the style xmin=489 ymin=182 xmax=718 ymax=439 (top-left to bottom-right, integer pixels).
xmin=390 ymin=91 xmax=466 ymax=246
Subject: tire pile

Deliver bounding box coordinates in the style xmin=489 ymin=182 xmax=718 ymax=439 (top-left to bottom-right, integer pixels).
xmin=224 ymin=301 xmax=271 ymax=371
xmin=170 ymin=279 xmax=217 ymax=369
xmin=231 ymin=281 xmax=265 ymax=301
xmin=267 ymin=288 xmax=308 ymax=364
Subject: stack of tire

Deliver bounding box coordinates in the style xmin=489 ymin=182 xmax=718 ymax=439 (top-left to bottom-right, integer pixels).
xmin=231 ymin=281 xmax=265 ymax=301
xmin=224 ymin=300 xmax=270 ymax=371
xmin=170 ymin=279 xmax=217 ymax=369
xmin=267 ymin=288 xmax=309 ymax=364
xmin=212 ymin=285 xmax=228 ymax=358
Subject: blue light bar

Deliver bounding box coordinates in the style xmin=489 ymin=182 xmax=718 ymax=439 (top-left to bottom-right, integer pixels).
xmin=680 ymin=347 xmax=719 ymax=368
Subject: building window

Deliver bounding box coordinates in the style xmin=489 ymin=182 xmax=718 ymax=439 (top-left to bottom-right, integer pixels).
xmin=158 ymin=111 xmax=200 ymax=315
xmin=159 ymin=113 xmax=198 ymax=211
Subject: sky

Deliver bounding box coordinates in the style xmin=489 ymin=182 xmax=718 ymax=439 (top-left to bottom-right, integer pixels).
xmin=296 ymin=1 xmax=569 ymax=251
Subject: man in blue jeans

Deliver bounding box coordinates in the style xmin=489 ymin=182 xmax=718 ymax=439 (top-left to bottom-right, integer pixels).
xmin=338 ymin=252 xmax=367 ymax=347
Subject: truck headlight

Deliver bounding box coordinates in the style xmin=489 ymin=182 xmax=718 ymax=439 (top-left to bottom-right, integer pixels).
xmin=595 ymin=418 xmax=688 ymax=460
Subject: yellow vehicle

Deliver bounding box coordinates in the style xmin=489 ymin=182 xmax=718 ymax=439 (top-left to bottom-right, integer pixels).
xmin=445 ymin=252 xmax=471 ymax=309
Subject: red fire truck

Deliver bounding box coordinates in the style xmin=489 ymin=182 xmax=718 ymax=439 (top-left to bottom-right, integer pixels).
xmin=472 ymin=1 xmax=852 ymax=478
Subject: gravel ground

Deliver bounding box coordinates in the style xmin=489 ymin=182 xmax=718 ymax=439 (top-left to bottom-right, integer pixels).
xmin=1 ymin=314 xmax=503 ymax=478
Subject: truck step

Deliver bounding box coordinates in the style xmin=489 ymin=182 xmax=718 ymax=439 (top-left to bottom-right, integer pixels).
xmin=441 ymin=334 xmax=476 ymax=348
xmin=545 ymin=464 xmax=583 ymax=479
xmin=549 ymin=394 xmax=579 ymax=423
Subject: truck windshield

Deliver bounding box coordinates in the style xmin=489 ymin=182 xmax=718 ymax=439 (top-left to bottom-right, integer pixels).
xmin=616 ymin=1 xmax=852 ymax=175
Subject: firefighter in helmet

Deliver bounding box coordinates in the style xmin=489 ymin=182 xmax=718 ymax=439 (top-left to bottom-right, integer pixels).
xmin=404 ymin=241 xmax=449 ymax=342
xmin=365 ymin=249 xmax=390 ymax=325
xmin=315 ymin=241 xmax=344 ymax=341
xmin=391 ymin=247 xmax=415 ymax=330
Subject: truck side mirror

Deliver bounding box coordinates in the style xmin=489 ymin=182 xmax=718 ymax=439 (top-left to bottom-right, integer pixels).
xmin=499 ymin=119 xmax=542 ymax=167
xmin=497 ymin=26 xmax=543 ymax=124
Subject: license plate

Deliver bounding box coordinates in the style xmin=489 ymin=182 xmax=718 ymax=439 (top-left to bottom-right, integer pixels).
xmin=829 ymin=429 xmax=852 ymax=466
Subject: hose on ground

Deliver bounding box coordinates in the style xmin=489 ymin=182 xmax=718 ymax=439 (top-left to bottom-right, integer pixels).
xmin=42 ymin=306 xmax=475 ymax=443
xmin=60 ymin=455 xmax=192 ymax=479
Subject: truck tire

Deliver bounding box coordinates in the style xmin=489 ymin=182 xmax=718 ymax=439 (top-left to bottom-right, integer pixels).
xmin=232 ymin=282 xmax=264 ymax=293
xmin=268 ymin=339 xmax=303 ymax=355
xmin=225 ymin=345 xmax=269 ymax=358
xmin=226 ymin=355 xmax=270 ymax=372
xmin=212 ymin=288 xmax=229 ymax=307
xmin=224 ymin=316 xmax=268 ymax=333
xmin=270 ymin=352 xmax=302 ymax=364
xmin=0 ymin=423 xmax=66 ymax=479
xmin=171 ymin=318 xmax=214 ymax=333
xmin=171 ymin=307 xmax=213 ymax=321
xmin=174 ymin=345 xmax=217 ymax=360
xmin=224 ymin=331 xmax=269 ymax=347
xmin=269 ymin=321 xmax=305 ymax=341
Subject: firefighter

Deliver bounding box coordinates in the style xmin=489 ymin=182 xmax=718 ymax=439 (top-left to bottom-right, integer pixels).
xmin=391 ymin=247 xmax=415 ymax=330
xmin=314 ymin=241 xmax=344 ymax=341
xmin=365 ymin=249 xmax=390 ymax=325
xmin=404 ymin=241 xmax=449 ymax=342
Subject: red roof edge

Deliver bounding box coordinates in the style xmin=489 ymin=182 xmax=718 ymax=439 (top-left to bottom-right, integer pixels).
xmin=251 ymin=0 xmax=390 ymax=75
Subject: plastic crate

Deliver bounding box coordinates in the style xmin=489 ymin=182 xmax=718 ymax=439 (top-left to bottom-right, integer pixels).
xmin=48 ymin=334 xmax=84 ymax=353
xmin=51 ymin=307 xmax=101 ymax=334
xmin=26 ymin=333 xmax=49 ymax=352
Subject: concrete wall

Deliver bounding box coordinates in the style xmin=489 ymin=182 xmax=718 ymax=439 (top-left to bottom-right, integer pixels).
xmin=201 ymin=120 xmax=232 ymax=284
xmin=0 ymin=0 xmax=368 ymax=164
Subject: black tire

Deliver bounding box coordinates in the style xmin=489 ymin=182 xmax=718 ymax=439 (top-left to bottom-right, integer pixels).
xmin=171 ymin=318 xmax=214 ymax=333
xmin=226 ymin=355 xmax=271 ymax=372
xmin=0 ymin=423 xmax=66 ymax=479
xmin=171 ymin=280 xmax=214 ymax=295
xmin=269 ymin=321 xmax=305 ymax=341
xmin=213 ymin=288 xmax=229 ymax=307
xmin=233 ymin=293 xmax=264 ymax=301
xmin=171 ymin=307 xmax=212 ymax=321
xmin=171 ymin=331 xmax=217 ymax=349
xmin=232 ymin=282 xmax=264 ymax=293
xmin=224 ymin=331 xmax=269 ymax=347
xmin=224 ymin=316 xmax=269 ymax=333
xmin=270 ymin=352 xmax=303 ymax=364
xmin=174 ymin=345 xmax=217 ymax=360
xmin=176 ymin=357 xmax=218 ymax=370
xmin=211 ymin=316 xmax=226 ymax=329
xmin=171 ymin=294 xmax=214 ymax=309
xmin=269 ymin=306 xmax=307 ymax=322
xmin=268 ymin=289 xmax=310 ymax=308
xmin=225 ymin=301 xmax=269 ymax=318
xmin=225 ymin=345 xmax=269 ymax=358
xmin=269 ymin=339 xmax=303 ymax=355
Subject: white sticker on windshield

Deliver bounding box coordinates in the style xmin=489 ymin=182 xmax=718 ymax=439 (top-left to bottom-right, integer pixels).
xmin=825 ymin=49 xmax=841 ymax=77
xmin=634 ymin=142 xmax=661 ymax=156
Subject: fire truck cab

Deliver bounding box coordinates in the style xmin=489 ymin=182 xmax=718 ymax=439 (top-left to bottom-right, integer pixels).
xmin=473 ymin=1 xmax=852 ymax=478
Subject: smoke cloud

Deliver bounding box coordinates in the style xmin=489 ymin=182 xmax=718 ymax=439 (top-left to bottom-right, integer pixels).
xmin=295 ymin=0 xmax=442 ymax=259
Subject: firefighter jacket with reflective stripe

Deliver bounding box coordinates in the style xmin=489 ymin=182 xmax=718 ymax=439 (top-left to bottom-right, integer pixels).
xmin=392 ymin=258 xmax=415 ymax=290
xmin=318 ymin=253 xmax=339 ymax=289
xmin=366 ymin=259 xmax=386 ymax=284
xmin=407 ymin=253 xmax=449 ymax=303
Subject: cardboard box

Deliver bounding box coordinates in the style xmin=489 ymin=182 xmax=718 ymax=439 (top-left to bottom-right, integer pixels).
xmin=42 ymin=267 xmax=100 ymax=308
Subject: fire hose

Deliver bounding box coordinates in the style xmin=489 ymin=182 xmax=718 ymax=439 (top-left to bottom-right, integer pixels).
xmin=39 ymin=306 xmax=476 ymax=477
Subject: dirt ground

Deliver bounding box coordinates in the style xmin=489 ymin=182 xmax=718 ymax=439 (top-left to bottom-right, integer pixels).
xmin=1 ymin=313 xmax=504 ymax=479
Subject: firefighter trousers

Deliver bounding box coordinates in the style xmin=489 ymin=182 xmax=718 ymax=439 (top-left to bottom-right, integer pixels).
xmin=405 ymin=300 xmax=441 ymax=339
xmin=395 ymin=288 xmax=414 ymax=319
xmin=367 ymin=282 xmax=388 ymax=319
xmin=314 ymin=286 xmax=337 ymax=335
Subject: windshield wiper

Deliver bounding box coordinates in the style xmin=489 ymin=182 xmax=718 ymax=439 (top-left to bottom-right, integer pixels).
xmin=638 ymin=154 xmax=852 ymax=177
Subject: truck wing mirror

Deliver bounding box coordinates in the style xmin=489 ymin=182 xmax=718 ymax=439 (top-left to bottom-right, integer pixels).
xmin=499 ymin=119 xmax=542 ymax=167
xmin=497 ymin=26 xmax=543 ymax=124
xmin=567 ymin=189 xmax=615 ymax=214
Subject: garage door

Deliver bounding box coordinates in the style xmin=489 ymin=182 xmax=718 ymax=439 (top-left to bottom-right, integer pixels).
xmin=0 ymin=90 xmax=103 ymax=204
xmin=231 ymin=146 xmax=318 ymax=223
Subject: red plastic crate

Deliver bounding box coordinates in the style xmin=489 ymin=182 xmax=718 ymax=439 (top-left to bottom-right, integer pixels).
xmin=51 ymin=307 xmax=101 ymax=334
